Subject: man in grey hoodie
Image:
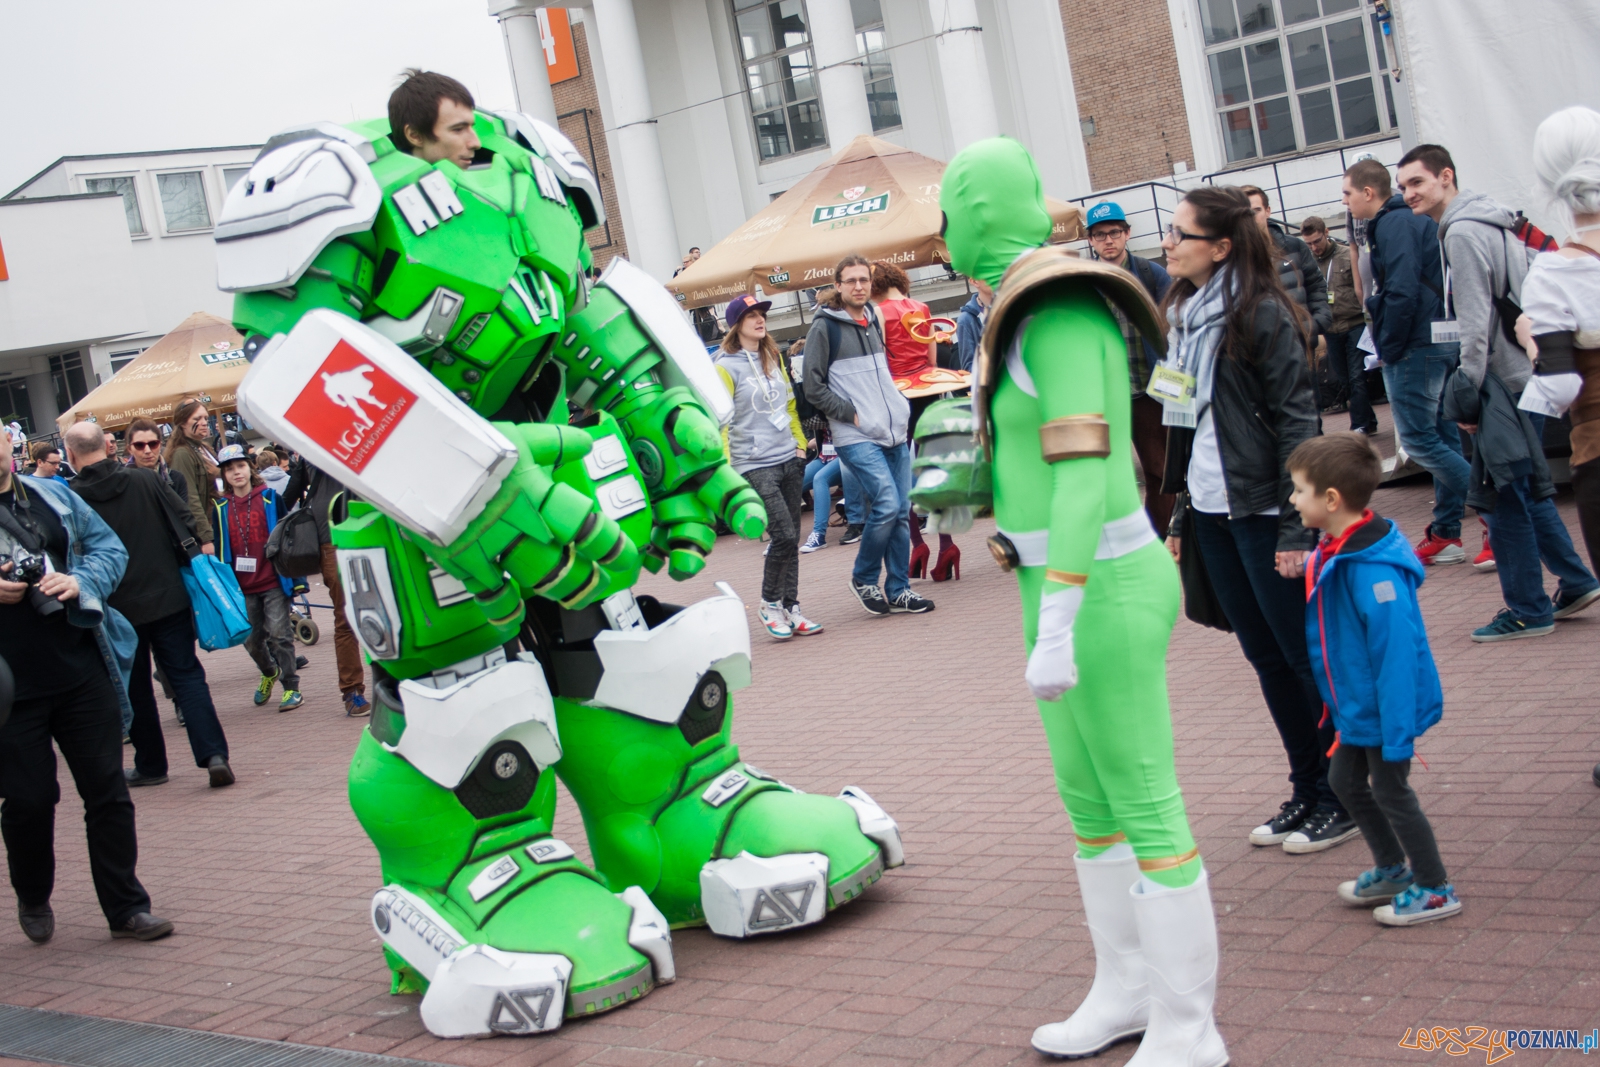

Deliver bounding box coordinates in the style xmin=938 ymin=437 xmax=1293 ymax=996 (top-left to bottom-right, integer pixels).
xmin=1399 ymin=144 xmax=1600 ymax=640
xmin=802 ymin=255 xmax=932 ymax=616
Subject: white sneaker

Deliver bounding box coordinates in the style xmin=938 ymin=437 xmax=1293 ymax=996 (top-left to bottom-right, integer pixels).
xmin=800 ymin=531 xmax=826 ymax=553
xmin=758 ymin=601 xmax=792 ymax=639
xmin=786 ymin=604 xmax=823 ymax=636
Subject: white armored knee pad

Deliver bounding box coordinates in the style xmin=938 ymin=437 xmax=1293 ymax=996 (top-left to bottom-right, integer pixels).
xmin=391 ymin=654 xmax=561 ymax=790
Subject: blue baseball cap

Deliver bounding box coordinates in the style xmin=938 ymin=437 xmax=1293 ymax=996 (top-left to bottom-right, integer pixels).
xmin=1085 ymin=202 xmax=1128 ymax=229
xmin=725 ymin=293 xmax=773 ymax=327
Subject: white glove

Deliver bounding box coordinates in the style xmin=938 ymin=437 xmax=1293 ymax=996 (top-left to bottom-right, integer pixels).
xmin=1026 ymin=586 xmax=1084 ymax=702
xmin=924 ymin=506 xmax=974 ymax=535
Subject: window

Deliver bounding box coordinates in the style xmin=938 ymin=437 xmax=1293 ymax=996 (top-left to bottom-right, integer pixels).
xmin=222 ymin=166 xmax=251 ymax=193
xmin=84 ymin=175 xmax=145 ymax=236
xmin=852 ymin=0 xmax=900 ymax=132
xmin=733 ymin=0 xmax=827 ymax=161
xmin=157 ymin=171 xmax=212 ymax=232
xmin=49 ymin=352 xmax=90 ymax=415
xmin=1202 ymin=0 xmax=1391 ymax=164
xmin=0 ymin=379 xmax=31 ymax=435
xmin=109 ymin=349 xmax=143 ymax=375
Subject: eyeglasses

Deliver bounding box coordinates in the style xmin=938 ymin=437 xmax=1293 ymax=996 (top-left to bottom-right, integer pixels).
xmin=1166 ymin=224 xmax=1220 ymax=244
xmin=129 ymin=441 xmax=161 ymax=451
xmin=1087 ymin=229 xmax=1129 ymax=242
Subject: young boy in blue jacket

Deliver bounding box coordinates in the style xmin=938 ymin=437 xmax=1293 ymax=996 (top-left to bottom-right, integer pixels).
xmin=1288 ymin=433 xmax=1462 ymax=925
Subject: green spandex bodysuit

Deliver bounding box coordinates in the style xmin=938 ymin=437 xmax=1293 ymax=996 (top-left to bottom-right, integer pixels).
xmin=943 ymin=140 xmax=1201 ymax=888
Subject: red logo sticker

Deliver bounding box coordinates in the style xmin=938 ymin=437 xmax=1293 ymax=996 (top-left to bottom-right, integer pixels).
xmin=284 ymin=339 xmax=417 ymax=474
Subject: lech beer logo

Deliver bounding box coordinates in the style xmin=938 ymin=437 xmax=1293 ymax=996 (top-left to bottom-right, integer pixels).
xmin=767 ymin=269 xmax=791 ymax=285
xmin=812 ymin=187 xmax=890 ymax=226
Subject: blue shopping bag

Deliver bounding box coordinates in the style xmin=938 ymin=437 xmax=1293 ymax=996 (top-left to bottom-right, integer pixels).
xmin=183 ymin=553 xmax=252 ymax=651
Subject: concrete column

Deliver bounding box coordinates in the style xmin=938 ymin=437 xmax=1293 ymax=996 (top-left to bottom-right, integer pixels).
xmin=928 ymin=0 xmax=999 ymax=151
xmin=589 ymin=0 xmax=682 ymax=280
xmin=25 ymin=357 xmax=57 ymax=436
xmin=489 ymin=1 xmax=559 ymax=125
xmin=806 ymin=0 xmax=873 ymax=150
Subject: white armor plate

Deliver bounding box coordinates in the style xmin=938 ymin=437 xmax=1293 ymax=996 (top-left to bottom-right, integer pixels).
xmin=590 ymin=587 xmax=752 ymax=724
xmin=215 ymin=134 xmax=382 ymax=292
xmin=236 ymin=309 xmax=517 ymax=545
xmin=838 ymin=786 xmax=906 ymax=868
xmin=597 ymin=258 xmax=735 ymax=427
xmin=618 ymin=885 xmax=675 ymax=983
xmin=700 ymin=852 xmax=829 ymax=938
xmin=421 ymin=944 xmax=571 ymax=1038
xmin=395 ymin=659 xmax=562 ymax=790
xmin=370 ymin=885 xmax=465 ymax=982
xmin=493 ymin=110 xmax=605 ymax=228
xmin=335 ymin=547 xmax=403 ymax=660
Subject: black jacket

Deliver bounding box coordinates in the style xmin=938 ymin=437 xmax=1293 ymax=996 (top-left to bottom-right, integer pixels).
xmin=284 ymin=461 xmax=347 ymax=545
xmin=1163 ymin=298 xmax=1320 ymax=551
xmin=1366 ymin=194 xmax=1445 ymax=362
xmin=1442 ymin=369 xmax=1554 ymax=512
xmin=1267 ymin=219 xmax=1332 ymax=336
xmin=71 ymin=458 xmax=196 ymax=626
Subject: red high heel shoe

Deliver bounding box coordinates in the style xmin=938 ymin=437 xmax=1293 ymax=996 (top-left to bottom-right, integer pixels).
xmin=931 ymin=543 xmax=961 ymax=582
xmin=909 ymin=542 xmax=930 ymax=579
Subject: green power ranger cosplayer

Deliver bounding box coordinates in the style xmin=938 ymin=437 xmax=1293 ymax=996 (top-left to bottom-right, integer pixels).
xmin=916 ymin=138 xmax=1226 ymax=1066
xmin=218 ymin=110 xmax=903 ymax=1039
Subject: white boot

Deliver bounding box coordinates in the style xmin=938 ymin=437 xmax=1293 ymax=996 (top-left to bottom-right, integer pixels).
xmin=1125 ymin=869 xmax=1229 ymax=1067
xmin=1032 ymin=846 xmax=1149 ymax=1058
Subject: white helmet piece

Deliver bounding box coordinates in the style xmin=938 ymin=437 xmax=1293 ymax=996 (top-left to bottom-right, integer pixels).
xmin=493 ymin=111 xmax=606 ymax=229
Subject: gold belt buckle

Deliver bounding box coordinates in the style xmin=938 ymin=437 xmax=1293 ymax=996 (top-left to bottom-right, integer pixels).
xmin=986 ymin=533 xmax=1019 ymax=572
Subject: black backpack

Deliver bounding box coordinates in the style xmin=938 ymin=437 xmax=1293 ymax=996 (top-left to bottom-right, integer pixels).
xmin=265 ymin=501 xmax=322 ymax=578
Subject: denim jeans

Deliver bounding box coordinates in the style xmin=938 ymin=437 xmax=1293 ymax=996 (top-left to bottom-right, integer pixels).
xmin=745 ymin=458 xmax=804 ymax=607
xmin=1190 ymin=510 xmax=1340 ymax=811
xmin=803 ymin=457 xmax=865 ymax=534
xmin=127 ymin=609 xmax=229 ymax=774
xmin=1484 ymin=458 xmax=1598 ymax=626
xmin=836 ymin=441 xmax=911 ymax=597
xmin=1326 ymin=327 xmax=1375 ymax=432
xmin=1382 ymin=343 xmax=1470 ymax=538
xmin=244 ymin=588 xmax=300 ymax=691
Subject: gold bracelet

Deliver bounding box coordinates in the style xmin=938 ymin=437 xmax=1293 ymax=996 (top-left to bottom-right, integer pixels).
xmin=1040 ymin=415 xmax=1111 ymax=462
xmin=1045 ymin=569 xmax=1088 ymax=587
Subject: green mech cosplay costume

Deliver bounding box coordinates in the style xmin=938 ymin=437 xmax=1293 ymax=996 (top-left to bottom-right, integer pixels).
xmin=921 ymin=138 xmax=1226 ymax=1066
xmin=215 ymin=112 xmax=902 ymax=1039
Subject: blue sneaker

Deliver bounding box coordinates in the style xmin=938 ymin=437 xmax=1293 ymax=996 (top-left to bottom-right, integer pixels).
xmin=1338 ymin=864 xmax=1413 ymax=906
xmin=1374 ymin=883 xmax=1461 ymax=926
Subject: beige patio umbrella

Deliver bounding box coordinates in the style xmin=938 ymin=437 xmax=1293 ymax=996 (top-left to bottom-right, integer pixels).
xmin=57 ymin=312 xmax=248 ymax=433
xmin=667 ymin=134 xmax=1085 ymax=309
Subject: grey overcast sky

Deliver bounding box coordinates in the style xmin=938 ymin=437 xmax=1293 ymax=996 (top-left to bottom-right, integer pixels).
xmin=1 ymin=0 xmax=518 ymax=196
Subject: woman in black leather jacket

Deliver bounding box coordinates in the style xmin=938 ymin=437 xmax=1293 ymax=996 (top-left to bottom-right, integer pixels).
xmin=1157 ymin=187 xmax=1354 ymax=856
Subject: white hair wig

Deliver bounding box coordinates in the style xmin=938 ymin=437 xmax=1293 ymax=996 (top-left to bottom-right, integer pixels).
xmin=1533 ymin=106 xmax=1600 ymax=232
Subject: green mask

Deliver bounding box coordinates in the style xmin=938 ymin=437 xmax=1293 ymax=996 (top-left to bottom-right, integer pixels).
xmin=940 ymin=137 xmax=1053 ymax=288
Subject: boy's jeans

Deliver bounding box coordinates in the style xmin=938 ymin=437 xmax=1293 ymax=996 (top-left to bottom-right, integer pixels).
xmin=1483 ymin=414 xmax=1599 ymax=624
xmin=802 ymin=457 xmax=864 ymax=534
xmin=1382 ymin=343 xmax=1470 ymax=539
xmin=835 ymin=441 xmax=911 ymax=597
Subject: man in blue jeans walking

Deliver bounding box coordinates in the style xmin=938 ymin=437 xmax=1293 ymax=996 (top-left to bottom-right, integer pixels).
xmin=1344 ymin=160 xmax=1478 ymax=568
xmin=1399 ymin=145 xmax=1600 ymax=639
xmin=802 ymin=255 xmax=933 ymax=615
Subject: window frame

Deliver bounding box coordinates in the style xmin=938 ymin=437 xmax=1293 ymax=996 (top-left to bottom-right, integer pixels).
xmin=730 ymin=0 xmax=830 ymax=163
xmin=79 ymin=171 xmax=148 ymax=238
xmin=151 ymin=167 xmax=215 ymax=235
xmin=1200 ymin=0 xmax=1394 ymax=166
xmin=852 ymin=4 xmax=901 ymax=134
xmin=220 ymin=164 xmax=252 ymax=196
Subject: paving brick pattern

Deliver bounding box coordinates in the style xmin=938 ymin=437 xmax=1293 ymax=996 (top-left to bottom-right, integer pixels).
xmin=2 ymin=462 xmax=1597 ymax=1065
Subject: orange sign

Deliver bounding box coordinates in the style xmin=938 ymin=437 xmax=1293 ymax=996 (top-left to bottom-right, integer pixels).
xmin=538 ymin=8 xmax=579 ymax=84
xmin=0 ymin=236 xmax=8 ymax=281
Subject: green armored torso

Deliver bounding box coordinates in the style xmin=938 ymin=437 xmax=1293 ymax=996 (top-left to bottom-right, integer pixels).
xmin=219 ymin=109 xmax=903 ymax=1039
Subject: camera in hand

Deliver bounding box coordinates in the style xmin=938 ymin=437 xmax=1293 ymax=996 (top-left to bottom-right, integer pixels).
xmin=0 ymin=544 xmax=63 ymax=618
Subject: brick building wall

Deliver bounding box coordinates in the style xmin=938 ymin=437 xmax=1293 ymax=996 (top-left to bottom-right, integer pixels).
xmin=552 ymin=21 xmax=629 ymax=269
xmin=1056 ymin=0 xmax=1196 ymax=192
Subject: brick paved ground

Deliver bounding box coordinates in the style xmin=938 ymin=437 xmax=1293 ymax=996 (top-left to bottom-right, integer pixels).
xmin=2 ymin=451 xmax=1597 ymax=1065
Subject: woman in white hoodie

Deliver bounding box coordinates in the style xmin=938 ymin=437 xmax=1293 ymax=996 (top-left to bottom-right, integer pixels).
xmin=715 ymin=295 xmax=823 ymax=640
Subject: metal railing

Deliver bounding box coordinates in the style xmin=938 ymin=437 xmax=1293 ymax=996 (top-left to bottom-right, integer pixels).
xmin=1200 ymin=137 xmax=1404 ymax=238
xmin=1064 ymin=180 xmax=1186 ymax=255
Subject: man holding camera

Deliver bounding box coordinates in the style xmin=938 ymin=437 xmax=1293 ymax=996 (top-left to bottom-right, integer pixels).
xmin=0 ymin=423 xmax=172 ymax=944
xmin=66 ymin=422 xmax=233 ymax=787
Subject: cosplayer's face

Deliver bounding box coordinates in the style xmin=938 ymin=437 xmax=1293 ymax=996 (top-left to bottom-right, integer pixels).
xmin=412 ymin=98 xmax=481 ymax=170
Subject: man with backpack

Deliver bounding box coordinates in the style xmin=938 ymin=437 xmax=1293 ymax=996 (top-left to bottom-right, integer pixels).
xmin=1085 ymin=200 xmax=1176 ymax=533
xmin=1398 ymin=145 xmax=1600 ymax=640
xmin=64 ymin=423 xmax=234 ymax=788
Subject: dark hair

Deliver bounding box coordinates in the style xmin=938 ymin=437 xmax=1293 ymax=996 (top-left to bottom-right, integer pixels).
xmin=1239 ymin=184 xmax=1270 ymax=210
xmin=1344 ymin=159 xmax=1391 ymax=201
xmin=29 ymin=442 xmax=58 ymax=463
xmin=1162 ymin=186 xmax=1311 ymax=362
xmin=1288 ymin=432 xmax=1382 ymax=511
xmin=126 ymin=417 xmax=160 ymax=440
xmin=389 ymin=69 xmax=475 ymax=154
xmin=1397 ymin=144 xmax=1457 ymax=186
xmin=1300 ymin=215 xmax=1327 ymax=235
xmin=826 ymin=255 xmax=872 ymax=307
xmin=870 ymin=260 xmax=911 ymax=299
xmin=165 ymin=397 xmax=213 ymax=466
